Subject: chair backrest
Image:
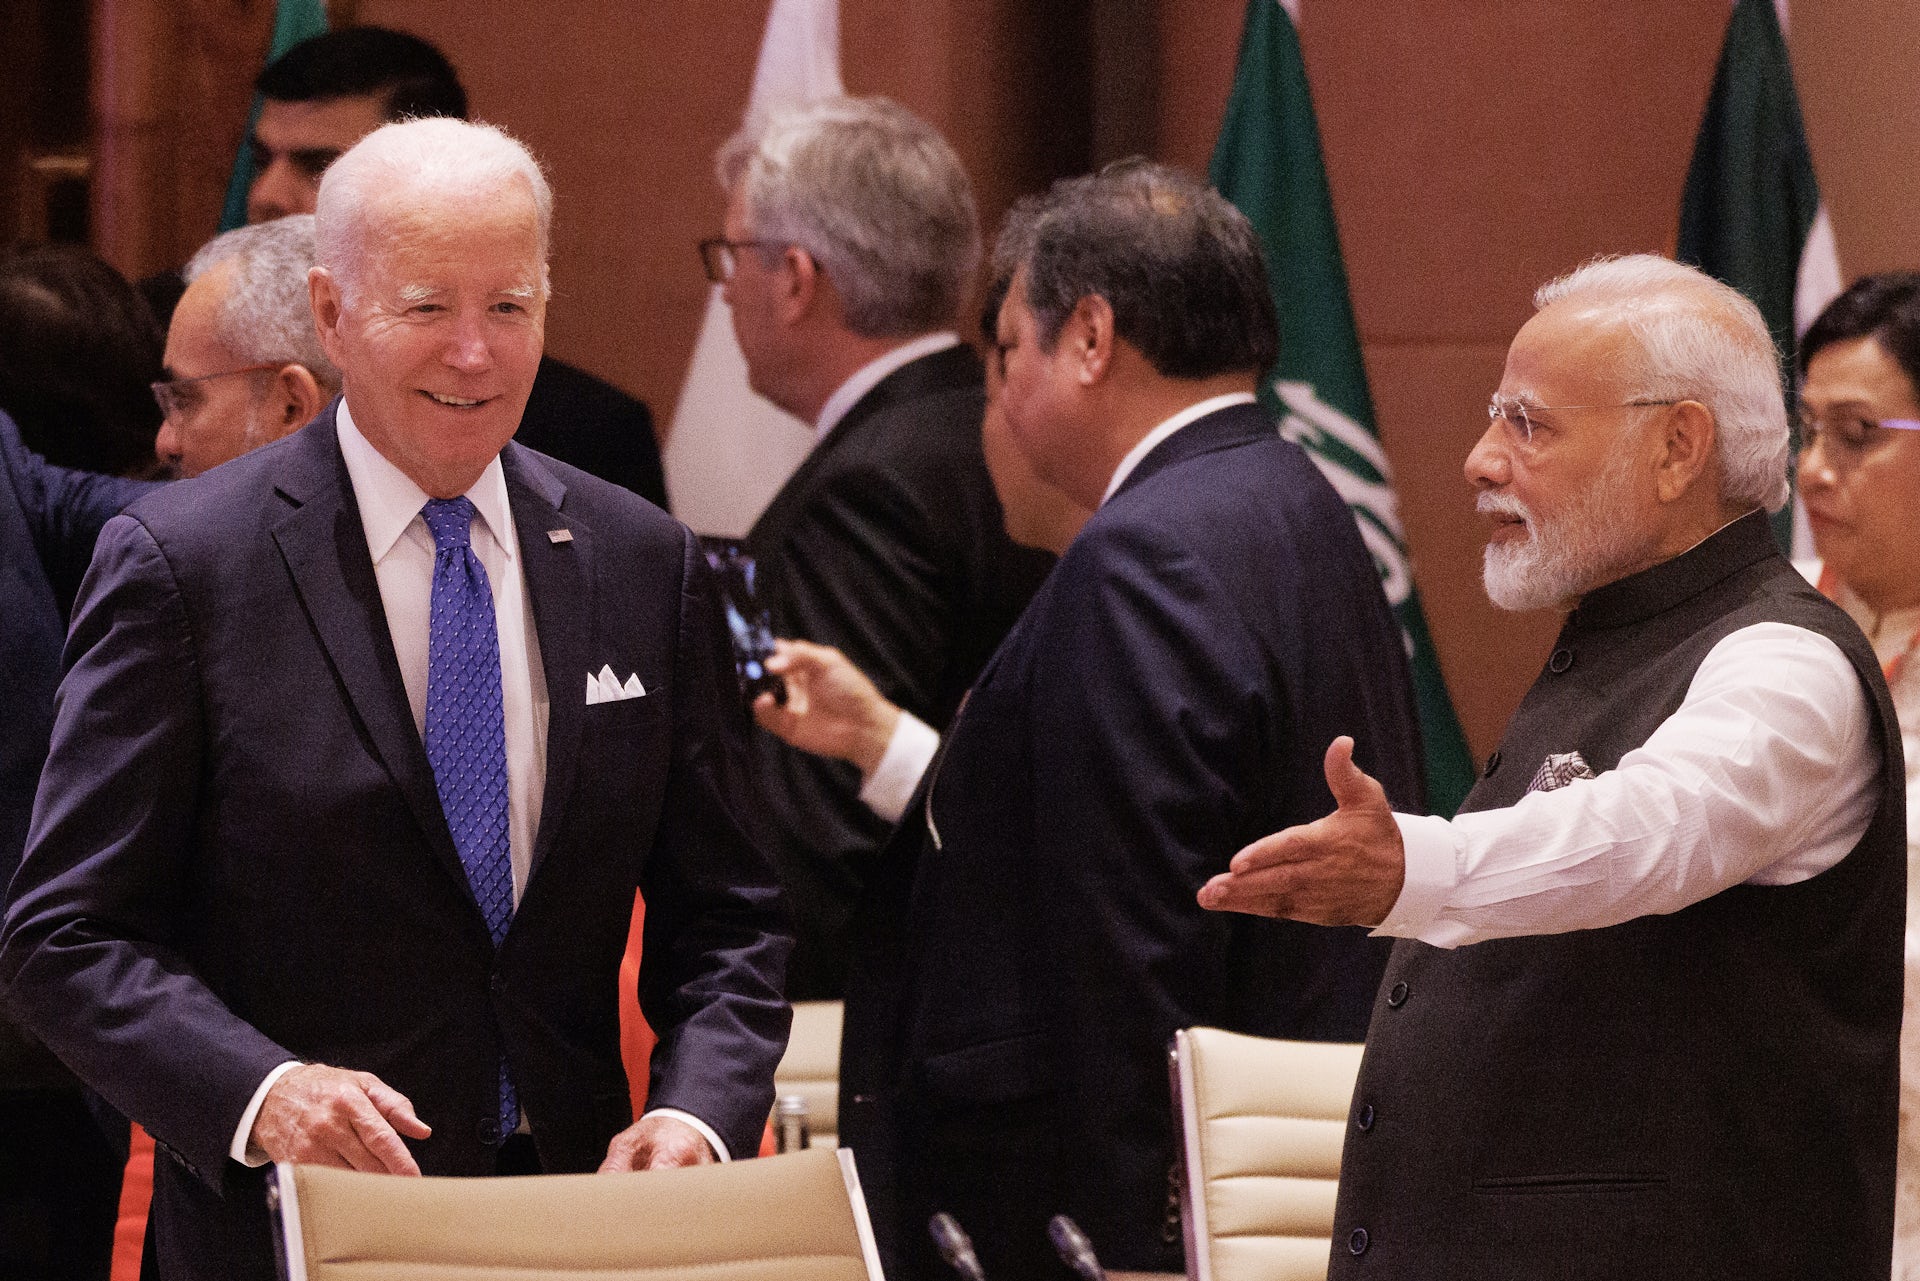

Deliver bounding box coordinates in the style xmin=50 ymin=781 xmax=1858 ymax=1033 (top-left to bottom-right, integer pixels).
xmin=269 ymin=1146 xmax=884 ymax=1281
xmin=1170 ymin=1027 xmax=1364 ymax=1281
xmin=773 ymin=999 xmax=844 ymax=1148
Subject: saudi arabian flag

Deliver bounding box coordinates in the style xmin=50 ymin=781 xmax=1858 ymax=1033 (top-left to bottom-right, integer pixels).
xmin=1210 ymin=0 xmax=1475 ymax=816
xmin=1678 ymin=0 xmax=1840 ymax=555
xmin=217 ymin=0 xmax=331 ymax=232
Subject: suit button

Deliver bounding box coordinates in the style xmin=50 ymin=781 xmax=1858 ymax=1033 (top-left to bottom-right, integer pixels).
xmin=1548 ymin=647 xmax=1574 ymax=674
xmin=491 ymin=973 xmax=506 ymax=996
xmin=1386 ymin=981 xmax=1410 ymax=1008
xmin=1356 ymin=1104 xmax=1375 ymax=1132
xmin=1348 ymin=1227 xmax=1370 ymax=1255
xmin=477 ymin=1117 xmax=501 ymax=1145
xmin=1482 ymin=750 xmax=1501 ymax=778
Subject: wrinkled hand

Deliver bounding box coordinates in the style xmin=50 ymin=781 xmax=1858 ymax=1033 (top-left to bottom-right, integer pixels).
xmin=752 ymin=639 xmax=900 ymax=775
xmin=250 ymin=1063 xmax=431 ymax=1175
xmin=1197 ymin=736 xmax=1406 ymax=926
xmin=598 ymin=1113 xmax=716 ymax=1172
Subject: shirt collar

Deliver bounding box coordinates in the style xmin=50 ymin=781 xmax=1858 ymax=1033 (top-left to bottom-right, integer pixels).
xmin=815 ymin=331 xmax=962 ymax=441
xmin=335 ymin=398 xmax=516 ymax=563
xmin=1099 ymin=392 xmax=1257 ymax=505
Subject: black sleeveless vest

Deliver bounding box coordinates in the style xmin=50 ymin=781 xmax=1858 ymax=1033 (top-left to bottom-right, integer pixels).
xmin=1328 ymin=511 xmax=1905 ymax=1280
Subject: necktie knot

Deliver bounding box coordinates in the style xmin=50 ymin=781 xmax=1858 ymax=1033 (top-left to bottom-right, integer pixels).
xmin=422 ymin=496 xmax=477 ymax=554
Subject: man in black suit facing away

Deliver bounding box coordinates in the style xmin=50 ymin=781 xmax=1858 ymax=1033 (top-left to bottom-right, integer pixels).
xmin=141 ymin=26 xmax=670 ymax=509
xmin=838 ymin=161 xmax=1424 ymax=1280
xmin=713 ymin=97 xmax=1051 ymax=998
xmin=1 ymin=117 xmax=789 ymax=1281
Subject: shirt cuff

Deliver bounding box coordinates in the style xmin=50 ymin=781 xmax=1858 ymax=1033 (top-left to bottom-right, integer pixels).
xmin=231 ymin=1060 xmax=304 ymax=1167
xmin=644 ymin=1107 xmax=730 ymax=1162
xmin=857 ymin=711 xmax=940 ymax=824
xmin=1372 ymin=812 xmax=1458 ymax=940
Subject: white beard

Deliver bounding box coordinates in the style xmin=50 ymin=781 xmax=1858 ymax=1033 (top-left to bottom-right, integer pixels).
xmin=1480 ymin=453 xmax=1658 ymax=611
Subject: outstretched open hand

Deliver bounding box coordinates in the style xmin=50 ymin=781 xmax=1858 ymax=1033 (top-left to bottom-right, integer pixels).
xmin=1197 ymin=736 xmax=1406 ymax=926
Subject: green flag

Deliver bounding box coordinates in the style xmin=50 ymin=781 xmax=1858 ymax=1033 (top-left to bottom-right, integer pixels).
xmin=1209 ymin=0 xmax=1475 ymax=816
xmin=1677 ymin=0 xmax=1839 ymax=553
xmin=218 ymin=0 xmax=331 ymax=232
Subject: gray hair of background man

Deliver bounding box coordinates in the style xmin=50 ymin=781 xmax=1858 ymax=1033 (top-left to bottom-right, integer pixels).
xmin=184 ymin=215 xmax=341 ymax=394
xmin=313 ymin=117 xmax=553 ymax=301
xmin=1533 ymin=254 xmax=1790 ymax=513
xmin=717 ymin=96 xmax=980 ymax=338
xmin=993 ymin=159 xmax=1279 ymax=381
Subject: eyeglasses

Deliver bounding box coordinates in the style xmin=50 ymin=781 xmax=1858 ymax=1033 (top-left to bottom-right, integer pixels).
xmin=1487 ymin=395 xmax=1682 ymax=446
xmin=151 ymin=364 xmax=280 ymax=419
xmin=1796 ymin=408 xmax=1920 ymax=463
xmin=698 ymin=238 xmax=783 ymax=284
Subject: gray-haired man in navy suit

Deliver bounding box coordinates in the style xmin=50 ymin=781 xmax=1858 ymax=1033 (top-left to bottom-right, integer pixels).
xmin=1 ymin=118 xmax=790 ymax=1281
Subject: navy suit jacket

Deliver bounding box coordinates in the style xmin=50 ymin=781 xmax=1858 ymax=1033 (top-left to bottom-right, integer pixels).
xmin=0 ymin=410 xmax=154 ymax=1086
xmin=840 ymin=403 xmax=1425 ymax=1275
xmin=0 ymin=405 xmax=791 ymax=1279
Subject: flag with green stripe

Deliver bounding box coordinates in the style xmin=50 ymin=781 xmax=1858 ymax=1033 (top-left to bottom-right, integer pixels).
xmin=1677 ymin=0 xmax=1840 ymax=555
xmin=1209 ymin=0 xmax=1475 ymax=815
xmin=218 ymin=0 xmax=331 ymax=232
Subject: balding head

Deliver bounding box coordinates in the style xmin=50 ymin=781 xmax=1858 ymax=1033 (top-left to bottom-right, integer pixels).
xmin=1531 ymin=254 xmax=1789 ymax=514
xmin=308 ymin=118 xmax=549 ymax=498
xmin=314 ymin=117 xmax=552 ymax=306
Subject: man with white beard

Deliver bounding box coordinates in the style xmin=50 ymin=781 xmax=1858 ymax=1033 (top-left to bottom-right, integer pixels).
xmin=1198 ymin=254 xmax=1908 ymax=1279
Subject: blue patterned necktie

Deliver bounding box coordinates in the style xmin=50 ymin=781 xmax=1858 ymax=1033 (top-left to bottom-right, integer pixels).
xmin=420 ymin=496 xmax=518 ymax=1139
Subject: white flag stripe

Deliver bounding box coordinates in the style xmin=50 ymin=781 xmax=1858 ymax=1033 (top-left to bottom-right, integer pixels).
xmin=662 ymin=0 xmax=843 ymax=537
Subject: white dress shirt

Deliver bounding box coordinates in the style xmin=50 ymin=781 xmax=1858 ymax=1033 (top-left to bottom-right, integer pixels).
xmin=232 ymin=403 xmax=725 ymax=1164
xmin=814 ymin=331 xmax=962 ymax=441
xmin=857 ymin=393 xmax=1259 ymax=822
xmin=1378 ymin=621 xmax=1880 ymax=949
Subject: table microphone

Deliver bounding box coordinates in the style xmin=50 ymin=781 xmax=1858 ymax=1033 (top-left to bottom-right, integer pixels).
xmin=1047 ymin=1214 xmax=1107 ymax=1281
xmin=929 ymin=1211 xmax=988 ymax=1281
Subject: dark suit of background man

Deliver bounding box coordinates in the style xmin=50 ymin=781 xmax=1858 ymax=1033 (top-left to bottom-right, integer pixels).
xmin=0 ymin=413 xmax=155 ymax=1281
xmin=140 ymin=25 xmax=669 ymax=509
xmin=839 ymin=161 xmax=1424 ymax=1281
xmin=1 ymin=118 xmax=790 ymax=1281
xmin=1203 ymin=254 xmax=1905 ymax=1279
xmin=712 ymin=96 xmax=1051 ymax=998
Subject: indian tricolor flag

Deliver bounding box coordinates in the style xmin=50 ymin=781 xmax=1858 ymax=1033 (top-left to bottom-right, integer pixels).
xmin=1209 ymin=0 xmax=1477 ymax=816
xmin=1677 ymin=0 xmax=1841 ymax=557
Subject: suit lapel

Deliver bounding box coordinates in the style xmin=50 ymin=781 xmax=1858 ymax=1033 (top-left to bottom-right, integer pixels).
xmin=267 ymin=409 xmax=468 ymax=893
xmin=501 ymin=443 xmax=588 ymax=885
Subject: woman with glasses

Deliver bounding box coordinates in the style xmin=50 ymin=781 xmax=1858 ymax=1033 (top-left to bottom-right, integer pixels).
xmin=1797 ymin=271 xmax=1920 ymax=1274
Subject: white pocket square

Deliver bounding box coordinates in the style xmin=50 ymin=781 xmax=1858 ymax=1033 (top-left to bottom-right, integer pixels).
xmin=585 ymin=664 xmax=646 ymax=705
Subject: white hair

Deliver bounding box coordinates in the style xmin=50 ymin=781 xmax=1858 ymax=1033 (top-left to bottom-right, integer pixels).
xmin=717 ymin=96 xmax=979 ymax=337
xmin=313 ymin=117 xmax=552 ymax=301
xmin=1533 ymin=254 xmax=1790 ymax=513
xmin=185 ymin=215 xmax=340 ymax=393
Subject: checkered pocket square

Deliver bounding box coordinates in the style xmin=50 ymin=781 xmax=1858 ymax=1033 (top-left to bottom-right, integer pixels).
xmin=1527 ymin=750 xmax=1596 ymax=794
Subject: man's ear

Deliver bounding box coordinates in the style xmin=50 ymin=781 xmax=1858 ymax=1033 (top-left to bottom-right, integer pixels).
xmin=1654 ymin=399 xmax=1717 ymax=503
xmin=308 ymin=266 xmax=348 ymax=364
xmin=776 ymin=246 xmax=823 ymax=326
xmin=1066 ymin=295 xmax=1115 ymax=386
xmin=269 ymin=364 xmax=327 ymax=435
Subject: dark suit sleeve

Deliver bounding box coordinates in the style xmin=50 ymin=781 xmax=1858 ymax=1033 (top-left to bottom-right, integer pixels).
xmin=636 ymin=529 xmax=793 ymax=1157
xmin=755 ymin=459 xmax=956 ymax=994
xmin=8 ymin=426 xmax=159 ymax=619
xmin=0 ymin=516 xmax=294 ymax=1184
xmin=1024 ymin=525 xmax=1351 ymax=1265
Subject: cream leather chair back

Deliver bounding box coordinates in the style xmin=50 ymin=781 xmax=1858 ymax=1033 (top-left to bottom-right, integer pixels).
xmin=1171 ymin=1027 xmax=1365 ymax=1281
xmin=269 ymin=1146 xmax=884 ymax=1281
xmin=773 ymin=999 xmax=844 ymax=1148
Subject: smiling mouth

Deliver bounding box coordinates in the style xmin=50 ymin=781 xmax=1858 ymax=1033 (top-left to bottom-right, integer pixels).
xmin=422 ymin=391 xmax=491 ymax=408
